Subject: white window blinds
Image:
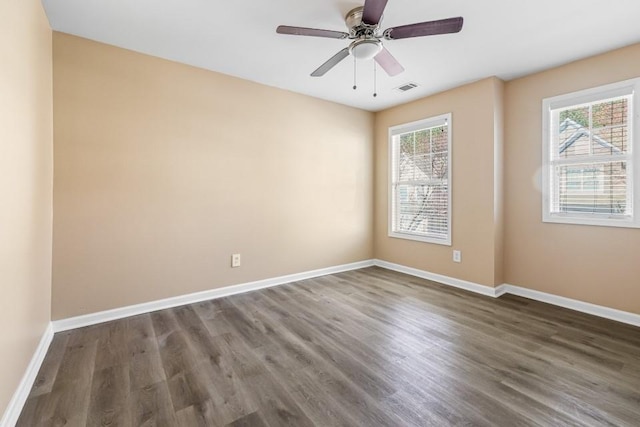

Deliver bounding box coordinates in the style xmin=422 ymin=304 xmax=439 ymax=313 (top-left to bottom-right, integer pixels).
xmin=389 ymin=114 xmax=452 ymax=245
xmin=542 ymin=78 xmax=640 ymax=228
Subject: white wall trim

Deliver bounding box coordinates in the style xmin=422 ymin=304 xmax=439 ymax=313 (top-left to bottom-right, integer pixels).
xmin=497 ymin=283 xmax=640 ymax=328
xmin=1 ymin=323 xmax=54 ymax=427
xmin=49 ymin=258 xmax=640 ymax=334
xmin=373 ymin=259 xmax=498 ymax=297
xmin=372 ymin=259 xmax=640 ymax=328
xmin=48 ymin=257 xmax=640 ymax=335
xmin=494 ymin=284 xmax=509 ymax=298
xmin=52 ymin=260 xmax=375 ymax=332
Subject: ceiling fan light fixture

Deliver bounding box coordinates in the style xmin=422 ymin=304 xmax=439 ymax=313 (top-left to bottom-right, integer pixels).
xmin=349 ymin=39 xmax=382 ymax=60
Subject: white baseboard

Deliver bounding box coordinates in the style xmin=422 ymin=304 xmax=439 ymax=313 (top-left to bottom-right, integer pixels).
xmin=50 ymin=257 xmax=640 ymax=333
xmin=373 ymin=259 xmax=498 ymax=297
xmin=1 ymin=323 xmax=53 ymax=427
xmin=497 ymin=284 xmax=640 ymax=327
xmin=52 ymin=260 xmax=375 ymax=332
xmin=372 ymin=259 xmax=640 ymax=328
xmin=494 ymin=285 xmax=509 ymax=298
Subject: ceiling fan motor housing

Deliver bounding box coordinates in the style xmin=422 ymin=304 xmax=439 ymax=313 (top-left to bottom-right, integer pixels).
xmin=345 ymin=7 xmax=365 ymax=31
xmin=345 ymin=6 xmax=380 ymax=37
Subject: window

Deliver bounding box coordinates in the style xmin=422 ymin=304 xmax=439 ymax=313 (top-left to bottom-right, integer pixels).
xmin=542 ymin=78 xmax=640 ymax=228
xmin=389 ymin=113 xmax=452 ymax=245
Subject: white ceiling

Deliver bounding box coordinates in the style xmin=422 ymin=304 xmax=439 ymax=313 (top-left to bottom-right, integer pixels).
xmin=42 ymin=0 xmax=640 ymax=112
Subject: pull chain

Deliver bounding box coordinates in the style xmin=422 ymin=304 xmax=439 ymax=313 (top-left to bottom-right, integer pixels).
xmin=373 ymin=61 xmax=377 ymax=98
xmin=353 ymin=55 xmax=357 ymax=90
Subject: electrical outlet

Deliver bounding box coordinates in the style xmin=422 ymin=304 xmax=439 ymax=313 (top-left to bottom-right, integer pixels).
xmin=231 ymin=253 xmax=241 ymax=268
xmin=453 ymin=250 xmax=461 ymax=263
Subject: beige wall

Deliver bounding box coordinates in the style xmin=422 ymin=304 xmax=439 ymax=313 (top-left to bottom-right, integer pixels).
xmin=374 ymin=77 xmax=504 ymax=287
xmin=0 ymin=0 xmax=53 ymax=417
xmin=52 ymin=33 xmax=373 ymax=319
xmin=504 ymin=43 xmax=640 ymax=315
xmin=49 ymin=33 xmax=640 ymax=321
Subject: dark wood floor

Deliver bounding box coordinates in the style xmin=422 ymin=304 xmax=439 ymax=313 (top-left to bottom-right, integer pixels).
xmin=17 ymin=267 xmax=640 ymax=426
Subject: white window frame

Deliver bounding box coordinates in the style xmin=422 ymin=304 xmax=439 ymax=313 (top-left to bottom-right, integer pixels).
xmin=542 ymin=78 xmax=640 ymax=228
xmin=388 ymin=113 xmax=452 ymax=245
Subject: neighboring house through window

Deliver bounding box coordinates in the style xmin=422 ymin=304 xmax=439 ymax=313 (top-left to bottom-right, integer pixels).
xmin=542 ymin=78 xmax=640 ymax=228
xmin=389 ymin=113 xmax=452 ymax=245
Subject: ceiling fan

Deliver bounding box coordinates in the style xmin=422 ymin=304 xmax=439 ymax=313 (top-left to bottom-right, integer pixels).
xmin=276 ymin=0 xmax=463 ymax=78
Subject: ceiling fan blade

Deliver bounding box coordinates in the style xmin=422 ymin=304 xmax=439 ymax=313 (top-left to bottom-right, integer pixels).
xmin=374 ymin=47 xmax=404 ymax=77
xmin=362 ymin=0 xmax=388 ymax=25
xmin=385 ymin=17 xmax=463 ymax=40
xmin=311 ymin=48 xmax=350 ymax=77
xmin=277 ymin=25 xmax=348 ymax=39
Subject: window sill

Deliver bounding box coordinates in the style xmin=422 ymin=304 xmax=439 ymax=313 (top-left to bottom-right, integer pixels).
xmin=388 ymin=231 xmax=452 ymax=246
xmin=542 ymin=214 xmax=640 ymax=229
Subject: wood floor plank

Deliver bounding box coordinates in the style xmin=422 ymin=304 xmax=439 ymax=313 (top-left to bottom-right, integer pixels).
xmin=87 ymin=364 xmax=131 ymax=427
xmin=269 ymin=363 xmax=358 ymax=427
xmin=175 ymin=399 xmax=223 ymax=427
xmin=129 ymin=380 xmax=177 ymax=426
xmin=28 ymin=332 xmax=70 ymax=398
xmin=127 ymin=314 xmax=166 ymax=390
xmin=17 ymin=267 xmax=640 ymax=426
xmin=183 ymin=340 xmax=258 ymax=422
xmin=16 ymin=395 xmax=53 ymax=427
xmin=236 ymin=372 xmax=315 ymax=427
xmin=226 ymin=411 xmax=268 ymax=427
xmin=94 ymin=319 xmax=129 ymax=371
xmin=39 ymin=339 xmax=98 ymax=426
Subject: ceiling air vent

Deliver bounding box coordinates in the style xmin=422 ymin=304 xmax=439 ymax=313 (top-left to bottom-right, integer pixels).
xmin=395 ymin=82 xmax=418 ymax=93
